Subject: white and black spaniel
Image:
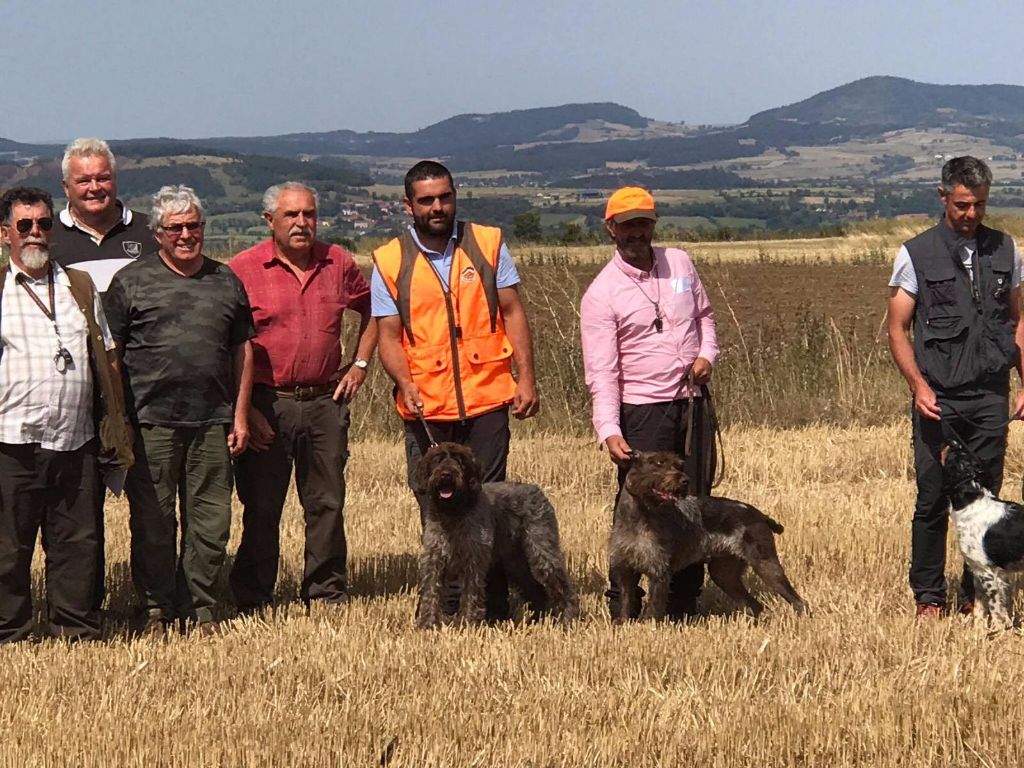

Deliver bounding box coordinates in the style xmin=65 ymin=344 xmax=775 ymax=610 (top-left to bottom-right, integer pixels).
xmin=941 ymin=439 xmax=1024 ymax=628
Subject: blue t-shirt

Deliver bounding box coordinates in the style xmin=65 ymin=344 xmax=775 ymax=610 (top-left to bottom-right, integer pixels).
xmin=371 ymin=225 xmax=520 ymax=317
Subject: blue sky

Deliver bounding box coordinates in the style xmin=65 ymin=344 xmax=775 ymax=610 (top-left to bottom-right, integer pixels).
xmin=5 ymin=0 xmax=1024 ymax=142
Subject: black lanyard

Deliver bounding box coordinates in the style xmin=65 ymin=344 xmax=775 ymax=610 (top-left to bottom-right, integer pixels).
xmin=15 ymin=266 xmax=73 ymax=373
xmin=16 ymin=265 xmax=57 ymax=323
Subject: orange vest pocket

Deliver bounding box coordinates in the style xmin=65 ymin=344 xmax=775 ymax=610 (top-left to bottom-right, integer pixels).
xmin=461 ymin=333 xmax=513 ymax=367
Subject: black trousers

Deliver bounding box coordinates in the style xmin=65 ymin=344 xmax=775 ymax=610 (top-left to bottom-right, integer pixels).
xmin=910 ymin=388 xmax=1008 ymax=607
xmin=0 ymin=439 xmax=101 ymax=643
xmin=405 ymin=406 xmax=511 ymax=619
xmin=607 ymin=399 xmax=707 ymax=619
xmin=231 ymin=388 xmax=351 ymax=609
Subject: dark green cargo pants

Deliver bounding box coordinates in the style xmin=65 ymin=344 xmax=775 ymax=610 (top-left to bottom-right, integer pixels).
xmin=126 ymin=424 xmax=232 ymax=623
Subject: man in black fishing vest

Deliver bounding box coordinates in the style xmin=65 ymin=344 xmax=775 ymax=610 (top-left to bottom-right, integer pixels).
xmin=888 ymin=156 xmax=1024 ymax=618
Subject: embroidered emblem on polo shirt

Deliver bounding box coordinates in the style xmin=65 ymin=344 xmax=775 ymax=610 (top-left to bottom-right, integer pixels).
xmin=123 ymin=241 xmax=142 ymax=258
xmin=460 ymin=267 xmax=478 ymax=283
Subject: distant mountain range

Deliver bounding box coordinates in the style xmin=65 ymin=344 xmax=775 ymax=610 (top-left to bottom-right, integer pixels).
xmin=4 ymin=75 xmax=1024 ymax=207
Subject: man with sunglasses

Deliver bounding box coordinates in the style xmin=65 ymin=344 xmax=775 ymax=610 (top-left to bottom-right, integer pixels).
xmin=50 ymin=137 xmax=150 ymax=293
xmin=0 ymin=186 xmax=127 ymax=643
xmin=104 ymin=185 xmax=254 ymax=636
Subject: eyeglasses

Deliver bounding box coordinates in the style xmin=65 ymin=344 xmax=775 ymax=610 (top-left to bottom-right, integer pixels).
xmin=12 ymin=217 xmax=53 ymax=234
xmin=159 ymin=220 xmax=204 ymax=236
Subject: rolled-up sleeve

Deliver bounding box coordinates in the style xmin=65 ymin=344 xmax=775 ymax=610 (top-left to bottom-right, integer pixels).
xmin=581 ymin=286 xmax=623 ymax=443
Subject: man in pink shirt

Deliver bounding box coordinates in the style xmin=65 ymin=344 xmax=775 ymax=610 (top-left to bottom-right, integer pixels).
xmin=229 ymin=182 xmax=377 ymax=613
xmin=581 ymin=186 xmax=719 ymax=620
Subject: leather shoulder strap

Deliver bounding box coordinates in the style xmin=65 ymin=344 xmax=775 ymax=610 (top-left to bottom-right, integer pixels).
xmin=457 ymin=222 xmax=500 ymax=333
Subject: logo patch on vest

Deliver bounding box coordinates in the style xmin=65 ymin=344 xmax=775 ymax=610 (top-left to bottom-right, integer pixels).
xmin=123 ymin=241 xmax=142 ymax=258
xmin=460 ymin=267 xmax=478 ymax=283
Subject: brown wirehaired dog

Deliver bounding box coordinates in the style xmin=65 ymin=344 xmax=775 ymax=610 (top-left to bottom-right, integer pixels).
xmin=414 ymin=442 xmax=579 ymax=629
xmin=608 ymin=451 xmax=808 ymax=621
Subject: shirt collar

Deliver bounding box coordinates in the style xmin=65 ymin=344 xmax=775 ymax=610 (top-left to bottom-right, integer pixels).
xmin=8 ymin=259 xmax=70 ymax=285
xmin=260 ymin=238 xmax=332 ymax=268
xmin=613 ymin=247 xmax=661 ymax=280
xmin=408 ymin=224 xmax=457 ymax=258
xmin=59 ymin=200 xmax=132 ymax=230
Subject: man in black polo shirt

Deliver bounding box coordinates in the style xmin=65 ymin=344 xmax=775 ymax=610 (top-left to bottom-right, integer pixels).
xmin=887 ymin=156 xmax=1024 ymax=617
xmin=105 ymin=185 xmax=254 ymax=636
xmin=48 ymin=137 xmax=150 ymax=613
xmin=49 ymin=137 xmax=151 ymax=293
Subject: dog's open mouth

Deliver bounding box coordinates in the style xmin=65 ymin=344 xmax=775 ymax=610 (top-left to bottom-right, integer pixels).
xmin=436 ymin=477 xmax=457 ymax=500
xmin=653 ymin=489 xmax=679 ymax=502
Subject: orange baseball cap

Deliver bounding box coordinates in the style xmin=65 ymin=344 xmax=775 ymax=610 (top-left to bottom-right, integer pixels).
xmin=604 ymin=186 xmax=657 ymax=223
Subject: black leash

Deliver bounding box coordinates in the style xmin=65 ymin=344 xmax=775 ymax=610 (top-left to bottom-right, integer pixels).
xmin=415 ymin=404 xmax=439 ymax=448
xmin=938 ymin=401 xmax=1017 ymax=465
xmin=643 ymin=370 xmax=726 ymax=491
xmin=940 ymin=400 xmax=1017 ymax=434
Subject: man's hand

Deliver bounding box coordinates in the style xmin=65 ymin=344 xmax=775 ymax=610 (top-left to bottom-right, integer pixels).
xmin=399 ymin=381 xmax=423 ymax=415
xmin=511 ymin=378 xmax=540 ymax=420
xmin=913 ymin=382 xmax=942 ymax=421
xmin=334 ymin=364 xmax=367 ymax=403
xmin=228 ymin=413 xmax=250 ymax=457
xmin=1013 ymin=387 xmax=1024 ymax=420
xmin=605 ymin=435 xmax=633 ymax=465
xmin=247 ymin=406 xmax=275 ymax=452
xmin=691 ymin=356 xmax=712 ymax=386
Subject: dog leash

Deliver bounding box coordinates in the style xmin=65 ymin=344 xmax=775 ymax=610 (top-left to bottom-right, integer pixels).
xmin=415 ymin=404 xmax=440 ymax=448
xmin=645 ymin=368 xmax=726 ymax=490
xmin=937 ymin=402 xmax=1017 ymax=466
xmin=940 ymin=400 xmax=1018 ymax=434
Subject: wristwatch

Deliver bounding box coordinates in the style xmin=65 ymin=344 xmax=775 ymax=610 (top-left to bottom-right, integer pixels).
xmin=352 ymin=358 xmax=369 ymax=370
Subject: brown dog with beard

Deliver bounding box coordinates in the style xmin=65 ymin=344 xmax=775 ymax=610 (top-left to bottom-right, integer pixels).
xmin=608 ymin=451 xmax=808 ymax=621
xmin=413 ymin=442 xmax=579 ymax=629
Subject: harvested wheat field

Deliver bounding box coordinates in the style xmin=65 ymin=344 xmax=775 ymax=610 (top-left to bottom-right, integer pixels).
xmin=6 ymin=424 xmax=1024 ymax=767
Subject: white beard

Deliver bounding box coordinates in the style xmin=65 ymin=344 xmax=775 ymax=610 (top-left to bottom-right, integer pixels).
xmin=20 ymin=245 xmax=50 ymax=271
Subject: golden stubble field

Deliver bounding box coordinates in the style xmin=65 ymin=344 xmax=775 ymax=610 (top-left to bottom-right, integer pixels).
xmin=6 ymin=423 xmax=1024 ymax=767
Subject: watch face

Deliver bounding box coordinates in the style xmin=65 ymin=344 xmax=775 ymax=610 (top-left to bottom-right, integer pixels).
xmin=354 ymin=359 xmax=368 ymax=369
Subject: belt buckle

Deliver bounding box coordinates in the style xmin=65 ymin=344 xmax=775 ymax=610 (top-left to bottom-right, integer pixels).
xmin=294 ymin=385 xmax=307 ymax=401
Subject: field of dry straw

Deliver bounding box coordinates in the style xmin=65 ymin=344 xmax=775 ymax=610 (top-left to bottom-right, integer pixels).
xmin=7 ymin=229 xmax=1024 ymax=766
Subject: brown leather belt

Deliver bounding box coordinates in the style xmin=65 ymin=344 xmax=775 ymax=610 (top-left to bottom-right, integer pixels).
xmin=267 ymin=382 xmax=337 ymax=401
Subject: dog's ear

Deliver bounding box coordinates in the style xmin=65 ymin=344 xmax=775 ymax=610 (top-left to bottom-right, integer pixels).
xmin=454 ymin=443 xmax=483 ymax=497
xmin=413 ymin=446 xmax=439 ymax=492
xmin=940 ymin=439 xmax=965 ymax=467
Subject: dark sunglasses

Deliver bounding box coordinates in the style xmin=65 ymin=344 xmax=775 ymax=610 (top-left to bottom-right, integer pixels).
xmin=12 ymin=217 xmax=53 ymax=234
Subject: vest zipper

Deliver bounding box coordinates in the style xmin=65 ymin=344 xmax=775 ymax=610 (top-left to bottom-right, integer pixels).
xmin=441 ymin=288 xmax=467 ymax=420
xmin=424 ymin=255 xmax=467 ymax=421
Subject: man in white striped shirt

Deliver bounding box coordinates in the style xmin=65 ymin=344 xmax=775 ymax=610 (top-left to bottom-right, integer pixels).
xmin=0 ymin=186 xmax=118 ymax=643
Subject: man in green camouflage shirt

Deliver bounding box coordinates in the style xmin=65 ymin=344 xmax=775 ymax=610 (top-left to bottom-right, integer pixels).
xmin=104 ymin=185 xmax=254 ymax=636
